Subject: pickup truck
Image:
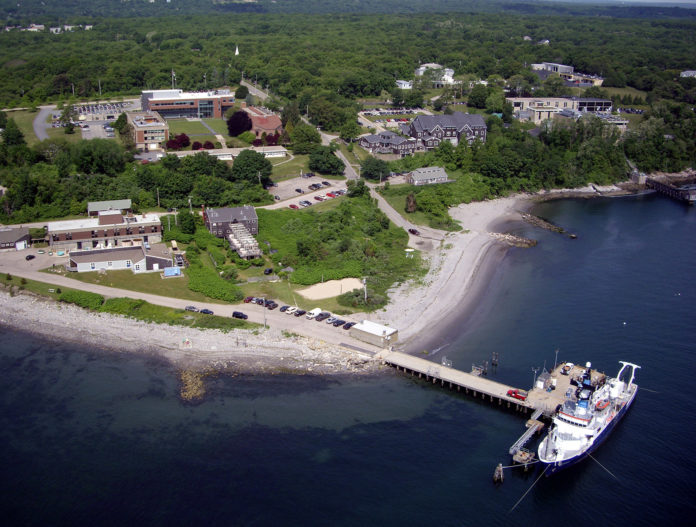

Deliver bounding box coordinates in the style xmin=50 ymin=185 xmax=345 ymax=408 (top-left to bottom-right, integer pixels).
xmin=507 ymin=389 xmax=528 ymax=401
xmin=306 ymin=308 xmax=322 ymax=320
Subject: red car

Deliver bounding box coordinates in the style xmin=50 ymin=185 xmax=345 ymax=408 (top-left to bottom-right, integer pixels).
xmin=314 ymin=196 xmax=324 ymax=201
xmin=326 ymin=193 xmax=336 ymax=198
xmin=243 ymin=296 xmax=254 ymax=303
xmin=289 ymin=204 xmax=299 ymax=209
xmin=507 ymin=389 xmax=528 ymax=401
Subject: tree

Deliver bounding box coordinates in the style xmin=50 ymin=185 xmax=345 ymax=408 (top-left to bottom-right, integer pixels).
xmin=231 ymin=149 xmax=272 ymax=185
xmin=235 ymin=84 xmax=249 ymax=100
xmin=1 ymin=119 xmax=25 ymax=146
xmin=468 ymin=83 xmax=488 ymax=109
xmin=178 ymin=211 xmax=196 ymax=234
xmin=0 ymin=110 xmax=8 ymax=129
xmin=226 ymin=110 xmax=252 ymax=136
xmin=309 ymin=146 xmax=344 ymax=175
xmin=192 ymin=141 xmax=203 ymax=150
xmin=59 ymin=104 xmax=77 ymax=129
xmin=203 ymin=140 xmax=214 ymax=149
xmin=113 ymin=112 xmax=128 ymax=134
xmin=390 ymin=88 xmax=405 ymax=107
xmin=175 ymin=133 xmax=190 ymax=148
xmin=360 ymin=157 xmax=390 ymax=181
xmin=403 ymin=90 xmax=424 ymax=108
xmin=405 ymin=192 xmax=417 ymax=213
xmin=281 ymin=101 xmax=301 ymax=127
xmin=339 ymin=120 xmax=361 ymax=142
xmin=291 ymin=123 xmax=321 ymax=154
xmin=346 ymin=179 xmax=369 ymax=198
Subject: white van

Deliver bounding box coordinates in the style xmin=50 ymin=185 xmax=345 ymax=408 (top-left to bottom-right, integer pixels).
xmin=306 ymin=308 xmax=322 ymax=320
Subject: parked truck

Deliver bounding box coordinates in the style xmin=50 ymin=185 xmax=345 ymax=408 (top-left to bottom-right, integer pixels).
xmin=306 ymin=308 xmax=322 ymax=320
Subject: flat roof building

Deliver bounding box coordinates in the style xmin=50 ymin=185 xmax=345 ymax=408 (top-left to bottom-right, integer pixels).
xmin=48 ymin=212 xmax=162 ymax=252
xmin=87 ymin=199 xmax=132 ymax=216
xmin=141 ymin=88 xmax=236 ymax=119
xmin=350 ymin=320 xmax=398 ymax=348
xmin=126 ymin=111 xmax=169 ymax=152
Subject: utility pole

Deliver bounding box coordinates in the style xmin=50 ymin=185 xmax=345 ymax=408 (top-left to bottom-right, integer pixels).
xmin=98 ymin=79 xmax=102 ymax=97
xmin=257 ymin=171 xmax=261 ymax=186
xmin=157 ymin=188 xmax=160 ymax=209
xmin=363 ymin=278 xmax=367 ymax=303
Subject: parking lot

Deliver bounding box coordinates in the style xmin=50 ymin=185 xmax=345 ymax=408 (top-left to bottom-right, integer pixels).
xmin=262 ymin=175 xmax=347 ymax=210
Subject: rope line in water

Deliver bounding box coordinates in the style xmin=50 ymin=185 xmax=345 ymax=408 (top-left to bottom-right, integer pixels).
xmin=509 ymin=464 xmax=549 ymax=513
xmin=589 ymin=453 xmax=619 ymax=480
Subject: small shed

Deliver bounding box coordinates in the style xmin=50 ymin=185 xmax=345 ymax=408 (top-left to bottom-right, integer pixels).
xmin=349 ymin=320 xmax=399 ymax=348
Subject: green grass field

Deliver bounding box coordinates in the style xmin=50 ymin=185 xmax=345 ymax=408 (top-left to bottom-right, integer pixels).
xmin=167 ymin=119 xmax=217 ymax=138
xmin=271 ymin=154 xmax=309 ymax=180
xmin=202 ymin=118 xmax=231 ymax=137
xmin=379 ymin=188 xmax=433 ymax=227
xmin=5 ymin=109 xmax=41 ymax=145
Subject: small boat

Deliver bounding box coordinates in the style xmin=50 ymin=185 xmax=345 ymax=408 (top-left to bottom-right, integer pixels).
xmin=538 ymin=361 xmax=640 ymax=475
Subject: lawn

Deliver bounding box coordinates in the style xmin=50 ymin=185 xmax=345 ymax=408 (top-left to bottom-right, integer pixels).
xmin=202 ymin=118 xmax=231 ymax=137
xmin=42 ymin=266 xmax=216 ymax=302
xmin=271 ymin=154 xmax=309 ymax=180
xmin=5 ymin=109 xmax=40 ymax=145
xmin=379 ymin=187 xmax=433 ymax=228
xmin=167 ymin=119 xmax=217 ymax=138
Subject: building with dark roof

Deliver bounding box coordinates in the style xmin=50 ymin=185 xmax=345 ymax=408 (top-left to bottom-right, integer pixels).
xmin=407 ymin=167 xmax=451 ymax=186
xmin=204 ymin=206 xmax=258 ymax=237
xmin=358 ymin=131 xmax=420 ymax=157
xmin=67 ymin=244 xmax=172 ymax=273
xmin=400 ymin=112 xmax=487 ymax=149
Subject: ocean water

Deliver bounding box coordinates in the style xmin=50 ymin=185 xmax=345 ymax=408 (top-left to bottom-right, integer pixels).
xmin=1 ymin=192 xmax=695 ymax=526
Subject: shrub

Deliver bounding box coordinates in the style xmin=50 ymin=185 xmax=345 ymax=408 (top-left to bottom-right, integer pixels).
xmin=100 ymin=297 xmax=146 ymax=315
xmin=186 ymin=265 xmax=244 ymax=302
xmin=58 ymin=290 xmax=104 ymax=310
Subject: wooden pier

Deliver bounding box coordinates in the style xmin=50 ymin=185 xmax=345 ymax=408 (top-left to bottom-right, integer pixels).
xmin=381 ymin=351 xmax=590 ymax=418
xmin=381 ymin=351 xmax=536 ymax=413
xmin=646 ymin=178 xmax=696 ymax=205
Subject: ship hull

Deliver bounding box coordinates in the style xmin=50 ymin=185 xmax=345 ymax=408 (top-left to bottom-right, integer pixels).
xmin=542 ymin=387 xmax=637 ymax=476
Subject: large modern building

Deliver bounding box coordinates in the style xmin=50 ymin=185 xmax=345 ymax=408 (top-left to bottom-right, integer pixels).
xmin=531 ymin=62 xmax=604 ymax=87
xmin=141 ymin=89 xmax=236 ymax=119
xmin=507 ymin=96 xmax=612 ymax=124
xmin=126 ymin=111 xmax=169 ymax=151
xmin=48 ymin=211 xmax=162 ymax=251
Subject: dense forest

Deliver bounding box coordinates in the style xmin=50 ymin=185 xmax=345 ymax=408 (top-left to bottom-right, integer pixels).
xmin=1 ymin=12 xmax=695 ymax=108
xmin=3 ymin=0 xmax=696 ymax=21
xmin=1 ymin=7 xmax=695 ymax=227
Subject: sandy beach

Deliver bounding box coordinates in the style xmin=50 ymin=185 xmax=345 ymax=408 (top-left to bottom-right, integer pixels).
xmin=0 ymin=184 xmax=631 ymax=374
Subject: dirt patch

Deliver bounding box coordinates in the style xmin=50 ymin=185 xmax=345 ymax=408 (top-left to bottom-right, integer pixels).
xmin=298 ymin=278 xmax=363 ymax=300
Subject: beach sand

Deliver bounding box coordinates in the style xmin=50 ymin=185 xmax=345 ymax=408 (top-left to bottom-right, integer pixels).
xmin=298 ymin=278 xmax=363 ymax=300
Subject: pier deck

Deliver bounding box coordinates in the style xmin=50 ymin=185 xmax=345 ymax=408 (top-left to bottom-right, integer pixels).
xmin=381 ymin=352 xmax=598 ymax=417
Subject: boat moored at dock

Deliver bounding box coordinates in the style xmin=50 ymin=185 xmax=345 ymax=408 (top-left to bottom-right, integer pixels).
xmin=538 ymin=361 xmax=640 ymax=475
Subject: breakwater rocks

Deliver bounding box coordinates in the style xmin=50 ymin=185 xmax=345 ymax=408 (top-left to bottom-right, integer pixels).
xmin=521 ymin=212 xmax=577 ymax=239
xmin=489 ymin=232 xmax=537 ymax=248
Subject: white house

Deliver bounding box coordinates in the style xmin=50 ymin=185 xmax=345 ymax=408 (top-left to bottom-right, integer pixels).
xmin=349 ymin=320 xmax=399 ymax=348
xmin=67 ymin=244 xmax=172 ymax=273
xmin=0 ymin=227 xmax=31 ymax=251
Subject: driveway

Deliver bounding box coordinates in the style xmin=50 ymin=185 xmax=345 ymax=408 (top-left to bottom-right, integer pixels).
xmin=33 ymin=105 xmax=55 ymax=141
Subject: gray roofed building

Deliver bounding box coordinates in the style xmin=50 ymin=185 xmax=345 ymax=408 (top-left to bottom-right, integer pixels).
xmin=358 ymin=130 xmax=420 ymax=156
xmin=87 ymin=199 xmax=132 ymax=216
xmin=68 ymin=244 xmax=172 ymax=273
xmin=205 ymin=205 xmax=258 ymax=236
xmin=402 ymin=112 xmax=487 ymax=150
xmin=0 ymin=227 xmax=31 ymax=251
xmin=407 ymin=167 xmax=451 ymax=186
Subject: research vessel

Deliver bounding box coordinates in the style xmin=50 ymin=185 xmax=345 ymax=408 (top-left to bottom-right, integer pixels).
xmin=538 ymin=361 xmax=640 ymax=475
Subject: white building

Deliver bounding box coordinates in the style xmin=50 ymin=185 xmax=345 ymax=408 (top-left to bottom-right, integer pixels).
xmin=349 ymin=320 xmax=399 ymax=348
xmin=67 ymin=244 xmax=172 ymax=273
xmin=396 ymin=80 xmax=413 ymax=90
xmin=407 ymin=167 xmax=450 ymax=186
xmin=680 ymin=70 xmax=696 ymax=78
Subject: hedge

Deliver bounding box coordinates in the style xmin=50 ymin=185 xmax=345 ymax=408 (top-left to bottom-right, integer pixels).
xmin=289 ymin=260 xmax=363 ymax=285
xmin=58 ymin=290 xmax=105 ymax=310
xmin=186 ymin=265 xmax=243 ymax=302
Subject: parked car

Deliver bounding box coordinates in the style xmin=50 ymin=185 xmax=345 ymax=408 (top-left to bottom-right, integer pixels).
xmin=243 ymin=296 xmax=254 ymax=303
xmin=263 ymin=268 xmax=273 ymax=275
xmin=306 ymin=308 xmax=322 ymax=319
xmin=326 ymin=193 xmax=336 ymax=198
xmin=267 ymin=303 xmax=278 ymax=310
xmin=332 ymin=319 xmax=346 ymax=327
xmin=37 ymin=249 xmax=45 ymax=254
xmin=326 ymin=317 xmax=337 ymax=324
xmin=314 ymin=196 xmax=324 ymax=201
xmin=25 ymin=254 xmax=35 ymax=261
xmin=184 ymin=305 xmax=199 ymax=312
xmin=274 ymin=195 xmax=280 ymax=200
xmin=342 ymin=322 xmax=356 ymax=330
xmin=507 ymin=389 xmax=528 ymax=401
xmin=289 ymin=204 xmax=299 ymax=210
xmin=279 ymin=305 xmax=290 ymax=312
xmin=200 ymin=309 xmax=214 ymax=315
xmin=232 ymin=311 xmax=248 ymax=320
xmin=294 ymin=309 xmax=306 ymax=317
xmin=408 ymin=228 xmax=420 ymax=236
xmin=322 ymin=181 xmax=330 ymax=186
xmin=295 ymin=188 xmax=303 ymax=193
xmin=285 ymin=306 xmax=297 ymax=315
xmin=315 ymin=312 xmax=331 ymax=322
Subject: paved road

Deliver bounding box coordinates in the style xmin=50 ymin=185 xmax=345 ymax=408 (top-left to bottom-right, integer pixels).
xmin=241 ymin=80 xmax=269 ymax=102
xmin=0 ymin=249 xmax=380 ymax=353
xmin=33 ymin=105 xmax=55 ymax=141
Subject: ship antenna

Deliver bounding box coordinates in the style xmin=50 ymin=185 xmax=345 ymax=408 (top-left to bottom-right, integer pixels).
xmin=509 ymin=464 xmax=549 ymax=513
